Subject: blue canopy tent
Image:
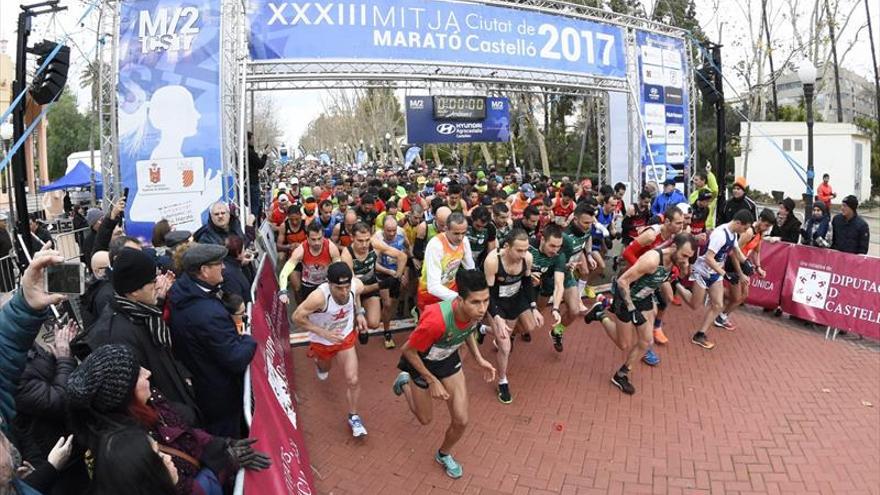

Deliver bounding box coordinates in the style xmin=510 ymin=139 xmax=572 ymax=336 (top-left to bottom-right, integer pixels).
xmin=39 ymin=160 xmax=103 ymax=198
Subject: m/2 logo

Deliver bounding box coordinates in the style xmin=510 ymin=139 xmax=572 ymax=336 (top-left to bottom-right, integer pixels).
xmin=138 ymin=7 xmax=200 ymax=53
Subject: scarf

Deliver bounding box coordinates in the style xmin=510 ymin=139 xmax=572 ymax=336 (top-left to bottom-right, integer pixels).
xmin=114 ymin=295 xmax=172 ymax=349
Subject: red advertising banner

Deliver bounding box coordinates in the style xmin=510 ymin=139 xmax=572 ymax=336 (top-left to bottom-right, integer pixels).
xmin=781 ymin=245 xmax=880 ymax=340
xmin=745 ymin=241 xmax=792 ymax=309
xmin=244 ymin=260 xmax=316 ymax=494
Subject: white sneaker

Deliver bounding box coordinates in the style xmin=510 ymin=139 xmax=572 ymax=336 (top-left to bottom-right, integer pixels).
xmin=348 ymin=414 xmax=367 ymax=437
xmin=315 ymin=363 xmax=329 ymax=381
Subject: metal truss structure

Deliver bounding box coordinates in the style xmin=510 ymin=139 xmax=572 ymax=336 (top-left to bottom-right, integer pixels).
xmin=221 ymin=0 xmax=246 ymax=209
xmin=97 ymin=0 xmax=120 ymax=208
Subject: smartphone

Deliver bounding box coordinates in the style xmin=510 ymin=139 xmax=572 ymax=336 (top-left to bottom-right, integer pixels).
xmin=123 ymin=187 xmax=130 ymax=200
xmin=44 ymin=262 xmax=86 ymax=295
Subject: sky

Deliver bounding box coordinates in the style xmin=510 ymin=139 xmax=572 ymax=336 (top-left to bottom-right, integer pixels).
xmin=0 ymin=0 xmax=877 ymax=147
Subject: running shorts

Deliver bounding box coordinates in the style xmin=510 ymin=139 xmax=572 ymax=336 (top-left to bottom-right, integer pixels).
xmin=397 ymin=352 xmax=462 ymax=389
xmin=307 ymin=331 xmax=357 ymax=361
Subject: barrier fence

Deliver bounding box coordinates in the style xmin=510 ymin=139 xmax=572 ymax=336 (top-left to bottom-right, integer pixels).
xmin=745 ymin=242 xmax=880 ymax=340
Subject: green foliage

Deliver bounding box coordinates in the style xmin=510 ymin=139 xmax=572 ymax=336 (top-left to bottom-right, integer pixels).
xmin=854 ymin=116 xmax=879 ymax=195
xmin=46 ymin=92 xmax=95 ymax=180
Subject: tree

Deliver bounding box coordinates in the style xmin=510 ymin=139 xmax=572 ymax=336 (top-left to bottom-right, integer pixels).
xmin=251 ymin=94 xmax=284 ymax=150
xmin=46 ymin=92 xmax=94 ymax=179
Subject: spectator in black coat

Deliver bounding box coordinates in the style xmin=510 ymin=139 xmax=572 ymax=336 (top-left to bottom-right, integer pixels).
xmin=221 ymin=235 xmax=253 ymax=303
xmin=770 ymin=197 xmax=802 ymax=243
xmin=81 ymin=207 xmax=103 ymax=268
xmin=831 ymin=195 xmax=870 ymax=255
xmin=720 ymin=177 xmax=757 ymax=224
xmin=28 ymin=215 xmax=54 ymax=257
xmin=12 ymin=323 xmax=89 ymax=495
xmin=168 ymin=243 xmax=256 ymax=438
xmin=193 ymin=201 xmax=246 ymax=246
xmin=248 ymin=131 xmax=267 ymax=219
xmin=77 ymin=248 xmax=201 ymax=426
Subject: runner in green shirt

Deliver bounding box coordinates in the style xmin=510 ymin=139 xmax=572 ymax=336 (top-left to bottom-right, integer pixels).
xmin=527 ymin=224 xmax=570 ymax=352
xmin=584 ymin=233 xmax=697 ymax=395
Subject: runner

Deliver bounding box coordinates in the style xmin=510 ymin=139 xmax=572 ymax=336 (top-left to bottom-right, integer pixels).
xmin=621 ymin=191 xmax=653 ymax=247
xmin=292 ymin=262 xmax=369 ymax=437
xmin=561 ymin=203 xmax=598 ymax=307
xmin=715 ymin=208 xmax=774 ymax=329
xmin=551 ymin=185 xmax=576 ymax=225
xmin=374 ymin=216 xmax=410 ymax=348
xmin=413 ymin=206 xmax=451 ymax=271
xmin=466 ymin=206 xmax=497 ymax=267
xmin=416 ymin=212 xmax=475 ymax=314
xmin=528 ymin=223 xmax=568 ymax=352
xmin=280 ymin=222 xmax=341 ymax=304
xmin=512 ymin=205 xmax=540 ymax=243
xmin=483 ymin=229 xmax=540 ymax=404
xmin=584 ymin=233 xmax=697 ymax=395
xmin=391 ymin=269 xmax=497 ymax=479
xmin=276 ymin=204 xmax=306 ymax=264
xmin=674 ymin=210 xmax=755 ymax=349
xmin=399 ymin=182 xmax=428 ymax=213
xmin=491 ymin=203 xmax=513 ymax=246
xmin=313 ymin=199 xmax=338 ymax=238
xmin=331 ymin=210 xmax=358 ymax=249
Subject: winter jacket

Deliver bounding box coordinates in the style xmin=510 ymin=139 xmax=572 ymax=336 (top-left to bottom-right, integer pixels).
xmin=801 ymin=203 xmax=831 ymax=247
xmin=720 ymin=195 xmax=758 ymax=224
xmin=651 ymin=188 xmax=687 ymax=216
xmin=831 ymin=213 xmax=870 ymax=254
xmin=12 ymin=346 xmax=89 ymax=495
xmin=76 ymin=300 xmax=201 ymax=426
xmin=0 ymin=291 xmax=50 ymax=435
xmin=81 ymin=227 xmax=98 ymax=268
xmin=147 ymin=389 xmax=235 ymax=495
xmin=168 ymin=274 xmax=256 ymax=438
xmin=222 ymin=257 xmax=252 ymax=303
xmin=79 ymin=278 xmax=113 ymax=330
xmin=771 ymin=215 xmax=802 ymax=244
xmin=193 ymin=219 xmax=245 ymax=247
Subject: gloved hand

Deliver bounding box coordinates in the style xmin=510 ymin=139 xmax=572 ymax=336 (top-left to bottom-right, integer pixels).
xmin=724 ymin=272 xmax=740 ymax=284
xmin=740 ymin=260 xmax=754 ymax=276
xmin=629 ymin=308 xmax=647 ymax=326
xmin=227 ymin=438 xmax=272 ymax=471
xmin=379 ymin=277 xmax=400 ymax=291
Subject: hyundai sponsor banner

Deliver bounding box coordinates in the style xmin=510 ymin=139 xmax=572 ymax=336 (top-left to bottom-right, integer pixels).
xmin=248 ymin=0 xmax=626 ymax=78
xmin=245 ymin=260 xmax=315 ymax=494
xmin=117 ymin=0 xmax=226 ymax=241
xmin=405 ymin=96 xmax=509 ymax=143
xmin=780 ymin=246 xmax=880 ymax=339
xmin=745 ymin=242 xmax=791 ymax=309
xmin=636 ymin=30 xmax=690 ymax=185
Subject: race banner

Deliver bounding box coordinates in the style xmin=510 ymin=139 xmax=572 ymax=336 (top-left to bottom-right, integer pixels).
xmin=635 ymin=30 xmax=691 ymax=187
xmin=245 ymin=260 xmax=315 ymax=494
xmin=780 ymin=246 xmax=880 ymax=339
xmin=118 ymin=0 xmax=226 ymax=241
xmin=248 ymin=0 xmax=627 ymax=78
xmin=745 ymin=241 xmax=791 ymax=309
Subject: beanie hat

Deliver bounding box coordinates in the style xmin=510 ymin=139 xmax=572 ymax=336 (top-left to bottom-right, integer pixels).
xmin=842 ymin=195 xmax=858 ymax=211
xmin=780 ymin=197 xmax=796 ymax=213
xmin=112 ymin=248 xmax=157 ymax=295
xmin=733 ymin=177 xmax=747 ymax=189
xmin=67 ymin=344 xmax=140 ymax=413
xmin=86 ymin=208 xmax=103 ymax=227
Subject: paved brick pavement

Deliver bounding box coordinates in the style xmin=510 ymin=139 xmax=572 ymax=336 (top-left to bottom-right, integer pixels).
xmin=291 ymin=305 xmax=880 ymax=495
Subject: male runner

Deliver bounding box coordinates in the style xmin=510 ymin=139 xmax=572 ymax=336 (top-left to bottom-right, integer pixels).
xmin=491 ymin=203 xmax=513 ymax=246
xmin=280 ymin=222 xmax=341 ymax=304
xmin=292 ymin=262 xmax=369 ymax=436
xmin=392 ymin=269 xmax=496 ymax=479
xmin=466 ymin=206 xmax=497 ymax=266
xmin=675 ymin=210 xmax=755 ymax=349
xmin=561 ymin=203 xmax=598 ymax=306
xmin=375 ymin=216 xmax=411 ymax=348
xmin=715 ymin=208 xmax=774 ymax=329
xmin=483 ymin=229 xmax=540 ymax=404
xmin=585 ymin=233 xmax=696 ymax=395
xmin=341 ymin=222 xmax=407 ymax=347
xmin=416 ymin=212 xmax=475 ymax=314
xmin=528 ymin=224 xmax=569 ymax=352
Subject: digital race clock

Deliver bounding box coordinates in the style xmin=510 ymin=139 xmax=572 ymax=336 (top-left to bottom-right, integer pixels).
xmin=432 ymin=96 xmax=487 ymax=121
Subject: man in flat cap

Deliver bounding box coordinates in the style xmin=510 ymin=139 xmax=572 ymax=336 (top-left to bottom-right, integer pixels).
xmin=168 ymin=243 xmax=257 ymax=438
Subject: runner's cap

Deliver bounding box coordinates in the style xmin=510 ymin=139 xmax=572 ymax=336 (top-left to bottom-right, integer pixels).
xmin=327 ymin=262 xmax=353 ymax=285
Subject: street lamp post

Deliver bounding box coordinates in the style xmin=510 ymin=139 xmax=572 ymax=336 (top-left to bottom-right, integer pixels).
xmin=1 ymin=122 xmax=14 ymax=217
xmin=798 ymin=60 xmax=817 ymax=220
xmin=384 ymin=132 xmax=392 ymax=165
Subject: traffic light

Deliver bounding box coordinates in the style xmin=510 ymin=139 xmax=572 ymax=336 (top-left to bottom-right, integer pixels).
xmin=29 ymin=40 xmax=70 ymax=105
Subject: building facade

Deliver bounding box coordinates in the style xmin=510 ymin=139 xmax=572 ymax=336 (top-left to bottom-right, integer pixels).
xmin=773 ymin=64 xmax=875 ymax=124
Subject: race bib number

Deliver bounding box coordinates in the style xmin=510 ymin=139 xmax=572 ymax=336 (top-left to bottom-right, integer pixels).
xmin=424 ymin=344 xmax=459 ymax=362
xmin=498 ymin=280 xmax=522 ymax=298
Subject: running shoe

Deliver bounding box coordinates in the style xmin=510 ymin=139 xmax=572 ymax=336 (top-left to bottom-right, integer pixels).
xmin=315 ymin=363 xmax=329 ymax=381
xmin=713 ymin=314 xmax=736 ymax=330
xmin=498 ymin=383 xmax=512 ymax=404
xmin=583 ymin=285 xmax=597 ymax=299
xmin=348 ymin=414 xmax=367 ymax=437
xmin=383 ymin=332 xmax=396 ymax=349
xmin=691 ymin=332 xmax=716 ymax=349
xmin=435 ymin=452 xmax=463 ymax=479
xmin=653 ymin=327 xmax=669 ymax=344
xmin=611 ymin=373 xmax=636 ymax=395
xmin=550 ymin=324 xmax=565 ymax=352
xmin=392 ymin=371 xmax=411 ymax=396
xmin=642 ymin=347 xmax=660 ymax=366
xmin=583 ymin=301 xmax=605 ymax=324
